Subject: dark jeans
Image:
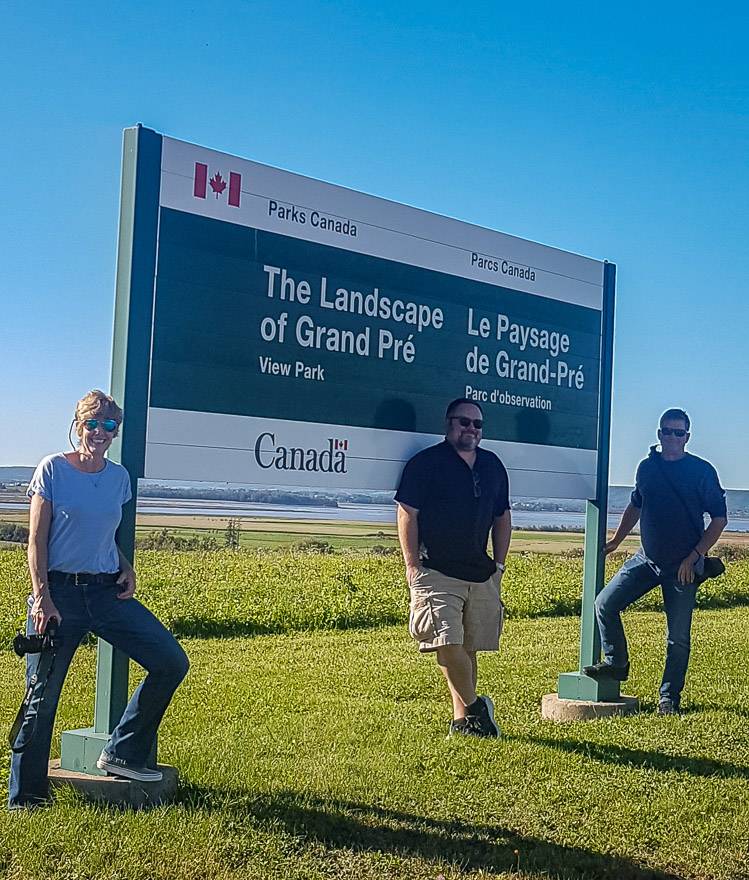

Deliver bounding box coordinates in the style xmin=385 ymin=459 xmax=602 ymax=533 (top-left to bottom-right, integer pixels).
xmin=594 ymin=549 xmax=700 ymax=704
xmin=8 ymin=580 xmax=189 ymax=809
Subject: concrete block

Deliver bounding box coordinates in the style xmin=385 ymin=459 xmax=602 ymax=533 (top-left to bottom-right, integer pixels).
xmin=48 ymin=760 xmax=178 ymax=808
xmin=541 ymin=692 xmax=639 ymax=721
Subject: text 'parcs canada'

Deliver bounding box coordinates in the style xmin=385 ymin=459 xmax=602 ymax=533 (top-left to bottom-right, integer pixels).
xmin=471 ymin=252 xmax=536 ymax=282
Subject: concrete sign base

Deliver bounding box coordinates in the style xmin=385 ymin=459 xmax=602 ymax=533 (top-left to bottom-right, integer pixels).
xmin=541 ymin=693 xmax=639 ymax=721
xmin=49 ymin=760 xmax=178 ymax=808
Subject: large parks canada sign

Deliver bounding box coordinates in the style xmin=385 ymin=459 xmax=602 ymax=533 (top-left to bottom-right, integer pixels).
xmin=113 ymin=126 xmax=614 ymax=501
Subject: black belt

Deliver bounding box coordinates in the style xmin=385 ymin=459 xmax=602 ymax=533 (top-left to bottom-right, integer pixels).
xmin=48 ymin=571 xmax=120 ymax=587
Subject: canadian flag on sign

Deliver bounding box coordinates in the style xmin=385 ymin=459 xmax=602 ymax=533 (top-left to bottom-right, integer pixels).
xmin=334 ymin=439 xmax=348 ymax=451
xmin=193 ymin=162 xmax=241 ymax=207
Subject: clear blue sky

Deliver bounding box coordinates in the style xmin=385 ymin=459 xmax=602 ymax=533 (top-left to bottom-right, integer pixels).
xmin=1 ymin=1 xmax=747 ymax=488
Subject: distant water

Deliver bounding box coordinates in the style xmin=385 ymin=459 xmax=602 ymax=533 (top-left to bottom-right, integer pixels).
xmin=2 ymin=499 xmax=747 ymax=532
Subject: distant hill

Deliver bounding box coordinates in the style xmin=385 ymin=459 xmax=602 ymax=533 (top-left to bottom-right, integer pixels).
xmin=0 ymin=466 xmax=34 ymax=484
xmin=1 ymin=468 xmax=746 ymax=516
xmin=610 ymin=486 xmax=749 ymax=517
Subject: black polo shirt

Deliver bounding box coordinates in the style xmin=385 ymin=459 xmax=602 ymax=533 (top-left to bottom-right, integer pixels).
xmin=395 ymin=440 xmax=510 ymax=582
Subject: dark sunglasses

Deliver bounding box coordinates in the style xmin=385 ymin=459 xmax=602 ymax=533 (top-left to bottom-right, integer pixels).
xmin=449 ymin=416 xmax=483 ymax=430
xmin=83 ymin=418 xmax=118 ymax=433
xmin=660 ymin=427 xmax=687 ymax=438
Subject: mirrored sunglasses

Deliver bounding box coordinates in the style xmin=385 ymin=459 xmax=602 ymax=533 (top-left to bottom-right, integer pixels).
xmin=83 ymin=418 xmax=118 ymax=433
xmin=660 ymin=427 xmax=687 ymax=437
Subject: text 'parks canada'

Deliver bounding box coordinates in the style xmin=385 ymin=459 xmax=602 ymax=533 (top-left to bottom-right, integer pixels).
xmin=268 ymin=200 xmax=358 ymax=237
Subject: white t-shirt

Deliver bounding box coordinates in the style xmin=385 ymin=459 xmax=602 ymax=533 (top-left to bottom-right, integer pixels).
xmin=27 ymin=453 xmax=132 ymax=573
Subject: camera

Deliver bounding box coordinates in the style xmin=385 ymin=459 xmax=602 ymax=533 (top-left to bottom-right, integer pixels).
xmin=13 ymin=618 xmax=60 ymax=657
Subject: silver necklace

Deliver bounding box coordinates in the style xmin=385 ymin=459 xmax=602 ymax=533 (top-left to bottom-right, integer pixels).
xmin=72 ymin=452 xmax=106 ymax=487
xmin=90 ymin=465 xmax=106 ymax=489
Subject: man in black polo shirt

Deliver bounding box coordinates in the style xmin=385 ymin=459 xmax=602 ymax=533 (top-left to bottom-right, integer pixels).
xmin=584 ymin=408 xmax=727 ymax=714
xmin=395 ymin=398 xmax=512 ymax=738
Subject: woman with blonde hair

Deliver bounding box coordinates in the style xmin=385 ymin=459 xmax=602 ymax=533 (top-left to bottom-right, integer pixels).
xmin=9 ymin=390 xmax=189 ymax=810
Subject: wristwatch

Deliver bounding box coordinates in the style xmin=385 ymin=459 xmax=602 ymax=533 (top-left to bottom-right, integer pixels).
xmin=496 ymin=562 xmax=506 ymax=574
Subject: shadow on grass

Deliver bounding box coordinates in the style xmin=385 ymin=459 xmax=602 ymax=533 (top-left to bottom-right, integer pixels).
xmin=172 ymin=785 xmax=684 ymax=880
xmin=683 ymin=701 xmax=749 ymax=720
xmin=161 ymin=592 xmax=749 ymax=638
xmin=164 ymin=613 xmax=404 ymax=640
xmin=513 ymin=586 xmax=749 ymax=619
xmin=520 ymin=734 xmax=749 ymax=780
xmin=694 ymin=593 xmax=749 ymax=611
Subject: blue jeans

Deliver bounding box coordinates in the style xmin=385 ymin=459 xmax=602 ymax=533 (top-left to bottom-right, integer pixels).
xmin=594 ymin=549 xmax=700 ymax=704
xmin=8 ymin=580 xmax=189 ymax=809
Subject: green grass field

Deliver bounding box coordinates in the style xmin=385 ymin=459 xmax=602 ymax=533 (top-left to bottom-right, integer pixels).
xmin=1 ymin=548 xmax=747 ymax=645
xmin=1 ymin=548 xmax=748 ymax=879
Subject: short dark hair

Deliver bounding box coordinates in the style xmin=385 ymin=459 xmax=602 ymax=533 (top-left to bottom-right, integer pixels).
xmin=659 ymin=408 xmax=690 ymax=431
xmin=445 ymin=397 xmax=483 ymax=419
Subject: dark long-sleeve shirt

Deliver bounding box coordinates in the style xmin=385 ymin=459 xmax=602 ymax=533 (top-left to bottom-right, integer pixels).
xmin=631 ymin=449 xmax=726 ymax=569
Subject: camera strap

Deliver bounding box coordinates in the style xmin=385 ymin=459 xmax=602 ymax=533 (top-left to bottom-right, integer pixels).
xmin=8 ymin=646 xmax=58 ymax=754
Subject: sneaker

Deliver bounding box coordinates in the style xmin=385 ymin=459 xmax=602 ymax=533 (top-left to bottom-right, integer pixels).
xmin=96 ymin=752 xmax=163 ymax=783
xmin=658 ymin=698 xmax=680 ymax=716
xmin=582 ymin=661 xmax=630 ymax=682
xmin=449 ymin=715 xmax=496 ymax=738
xmin=449 ymin=696 xmax=500 ymax=739
xmin=8 ymin=799 xmax=49 ymax=812
xmin=474 ymin=695 xmax=500 ymax=737
xmin=449 ymin=718 xmax=470 ymax=736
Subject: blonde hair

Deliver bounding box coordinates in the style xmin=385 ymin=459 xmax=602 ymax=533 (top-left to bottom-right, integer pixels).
xmin=74 ymin=390 xmax=123 ymax=439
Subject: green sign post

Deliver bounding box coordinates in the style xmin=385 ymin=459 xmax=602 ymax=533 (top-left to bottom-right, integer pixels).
xmin=557 ymin=262 xmax=618 ymax=702
xmin=60 ymin=125 xmax=162 ymax=773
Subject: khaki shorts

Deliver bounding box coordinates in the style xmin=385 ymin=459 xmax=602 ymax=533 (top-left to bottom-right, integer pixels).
xmin=408 ymin=567 xmax=504 ymax=653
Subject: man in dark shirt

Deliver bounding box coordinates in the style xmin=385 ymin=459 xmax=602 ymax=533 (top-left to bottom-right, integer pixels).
xmin=395 ymin=398 xmax=512 ymax=738
xmin=584 ymin=408 xmax=727 ymax=714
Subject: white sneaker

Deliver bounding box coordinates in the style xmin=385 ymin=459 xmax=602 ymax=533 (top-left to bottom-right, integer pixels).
xmin=96 ymin=752 xmax=163 ymax=782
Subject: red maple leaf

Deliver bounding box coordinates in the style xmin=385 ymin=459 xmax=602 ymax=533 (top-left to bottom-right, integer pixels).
xmin=209 ymin=172 xmax=227 ymax=198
